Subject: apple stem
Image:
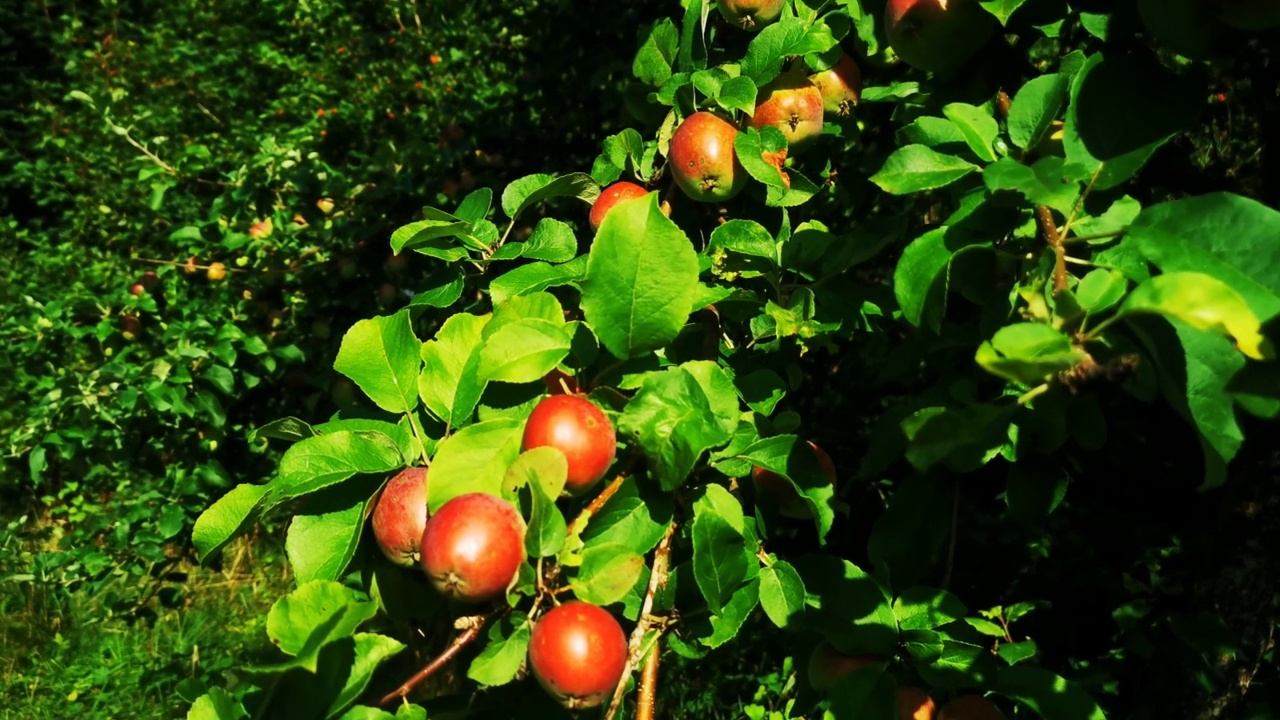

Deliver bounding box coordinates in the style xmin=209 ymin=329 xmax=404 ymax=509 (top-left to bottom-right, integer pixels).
xmin=377 ymin=613 xmax=491 ymax=707
xmin=603 ymin=521 xmax=677 ymax=720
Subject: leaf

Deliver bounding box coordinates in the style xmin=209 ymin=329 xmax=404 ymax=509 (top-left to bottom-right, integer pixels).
xmin=193 ymin=483 xmax=270 ymax=563
xmin=975 ymin=322 xmax=1087 ymax=385
xmin=1006 ymin=453 xmax=1070 ymax=523
xmin=692 ymin=485 xmax=751 ymax=613
xmin=717 ymin=76 xmax=758 ymax=115
xmin=998 ymin=640 xmax=1039 ymax=666
xmin=426 ymin=418 xmax=524 ymax=512
xmin=467 ymin=617 xmax=531 ymax=688
xmin=893 ymin=587 xmax=968 ymax=631
xmin=1116 ymin=272 xmax=1271 ymax=360
xmin=741 ymin=16 xmax=838 ymax=86
xmin=489 ymin=256 xmax=587 ymax=305
xmin=581 ymin=193 xmax=698 ymax=359
xmin=389 ymin=219 xmax=472 ymax=256
xmin=505 ymin=448 xmax=568 ymax=558
xmin=477 ymin=319 xmax=572 ymax=384
xmin=618 ymin=366 xmax=735 ymax=491
xmin=901 ymin=405 xmax=1013 ymax=472
xmin=570 ymin=543 xmax=646 ymax=607
xmin=894 ymin=228 xmax=985 ymax=331
xmin=409 ymin=267 xmax=465 ymax=309
xmin=334 ymin=311 xmax=421 ymax=415
xmin=978 ymin=0 xmax=1029 ymax=24
xmin=738 ymin=435 xmax=837 ymax=540
xmin=454 ymin=188 xmax=493 ymax=224
xmin=736 ymin=368 xmax=786 ymax=416
xmin=942 ymin=103 xmax=998 ymax=163
xmin=759 ymin=559 xmax=805 ymax=629
xmin=829 ymin=666 xmax=897 ymax=720
xmin=917 ymin=640 xmax=998 ymax=689
xmin=1007 ymin=74 xmax=1067 ymax=151
xmin=1075 ymin=269 xmax=1128 ymax=315
xmin=187 ymin=688 xmax=248 ymax=720
xmin=327 ymin=634 xmax=406 ymax=718
xmin=286 ymin=476 xmax=381 ymax=585
xmin=633 ymin=18 xmax=679 ymax=86
xmin=501 ymin=173 xmax=600 ymax=221
xmin=983 ymin=157 xmax=1080 ymax=216
xmin=870 ymin=145 xmax=979 ymax=195
xmin=521 ymin=218 xmax=579 ymax=263
xmin=702 ymin=575 xmax=761 ymax=649
xmin=273 ymin=431 xmax=403 ymax=501
xmin=266 ymin=580 xmax=376 ymax=660
xmin=419 ymin=313 xmax=490 ymax=426
xmin=792 ymin=554 xmax=899 ymax=657
xmin=580 ymin=475 xmax=674 ymax=557
xmin=896 ymin=117 xmax=966 ymax=148
xmin=709 ymin=219 xmax=777 ymax=261
xmin=998 ymin=666 xmax=1108 ymax=720
xmin=867 ymin=475 xmax=951 ymax=589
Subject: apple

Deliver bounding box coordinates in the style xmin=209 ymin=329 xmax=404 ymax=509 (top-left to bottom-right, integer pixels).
xmin=590 ymin=181 xmax=650 ymax=230
xmin=316 ymin=197 xmax=335 ymax=214
xmin=130 ymin=283 xmax=146 ymax=296
xmin=377 ymin=282 xmax=399 ymax=304
xmin=1220 ymin=0 xmax=1280 ymax=28
xmin=716 ymin=0 xmax=786 ymax=30
xmin=249 ymin=218 xmax=274 ymax=239
xmin=139 ymin=271 xmax=160 ymax=290
xmin=521 ymin=394 xmax=617 ymax=495
xmin=938 ymin=695 xmax=1005 ymax=720
xmin=748 ymin=72 xmax=825 ymax=150
xmin=371 ymin=467 xmax=429 ymax=567
xmin=419 ymin=492 xmax=526 ymax=603
xmin=669 ymin=111 xmax=748 ymax=202
xmin=386 ymin=252 xmax=408 ymax=273
xmin=885 ymin=0 xmax=995 ymax=76
xmin=184 ymin=256 xmax=198 ymax=274
xmin=751 ymin=440 xmax=835 ymax=519
xmin=206 ymin=262 xmax=227 ymax=282
xmin=806 ymin=641 xmax=880 ymax=691
xmin=898 ymin=687 xmax=937 ymax=720
xmin=119 ymin=315 xmax=142 ymax=340
xmin=528 ymin=601 xmax=628 ymax=709
xmin=808 ymin=53 xmax=863 ymax=116
xmin=761 ymin=148 xmax=791 ymax=189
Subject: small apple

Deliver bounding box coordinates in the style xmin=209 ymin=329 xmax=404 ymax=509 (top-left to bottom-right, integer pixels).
xmin=316 ymin=197 xmax=335 ymax=214
xmin=184 ymin=256 xmax=198 ymax=274
xmin=716 ymin=0 xmax=786 ymax=30
xmin=206 ymin=262 xmax=227 ymax=282
xmin=748 ymin=72 xmax=825 ymax=150
xmin=885 ymin=0 xmax=995 ymax=77
xmin=751 ymin=440 xmax=835 ymax=519
xmin=372 ymin=467 xmax=430 ymax=567
xmin=429 ymin=53 xmax=442 ymax=64
xmin=807 ymin=641 xmax=880 ymax=691
xmin=522 ymin=394 xmax=617 ymax=495
xmin=332 ymin=377 xmax=357 ymax=408
xmin=139 ymin=271 xmax=160 ymax=290
xmin=249 ymin=218 xmax=274 ymax=239
xmin=130 ymin=283 xmax=146 ymax=296
xmin=419 ymin=492 xmax=526 ymax=603
xmin=669 ymin=111 xmax=748 ymax=202
xmin=898 ymin=687 xmax=937 ymax=720
xmin=386 ymin=252 xmax=408 ymax=273
xmin=590 ymin=181 xmax=650 ymax=230
xmin=938 ymin=695 xmax=1005 ymax=720
xmin=808 ymin=53 xmax=863 ymax=116
xmin=528 ymin=601 xmax=628 ymax=710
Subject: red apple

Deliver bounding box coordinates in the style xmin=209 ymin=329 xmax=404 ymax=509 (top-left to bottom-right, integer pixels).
xmin=898 ymin=687 xmax=937 ymax=720
xmin=716 ymin=0 xmax=786 ymax=30
xmin=669 ymin=111 xmax=748 ymax=202
xmin=590 ymin=181 xmax=650 ymax=230
xmin=371 ymin=467 xmax=429 ymax=567
xmin=751 ymin=440 xmax=835 ymax=519
xmin=419 ymin=492 xmax=526 ymax=603
xmin=807 ymin=641 xmax=880 ymax=692
xmin=938 ymin=695 xmax=1005 ymax=720
xmin=885 ymin=0 xmax=995 ymax=76
xmin=809 ymin=53 xmax=863 ymax=116
xmin=748 ymin=72 xmax=825 ymax=150
xmin=377 ymin=282 xmax=398 ymax=304
xmin=528 ymin=601 xmax=628 ymax=709
xmin=130 ymin=283 xmax=146 ymax=296
xmin=521 ymin=395 xmax=617 ymax=495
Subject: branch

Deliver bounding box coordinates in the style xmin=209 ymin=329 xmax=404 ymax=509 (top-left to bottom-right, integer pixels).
xmin=634 ymin=637 xmax=661 ymax=720
xmin=565 ymin=460 xmax=636 ymax=539
xmin=603 ymin=521 xmax=677 ymax=720
xmin=1036 ymin=205 xmax=1069 ymax=294
xmin=377 ymin=614 xmax=489 ymax=707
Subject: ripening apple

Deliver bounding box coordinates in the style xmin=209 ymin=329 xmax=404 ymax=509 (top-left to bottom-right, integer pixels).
xmin=419 ymin=492 xmax=526 ymax=603
xmin=808 ymin=53 xmax=863 ymax=116
xmin=807 ymin=641 xmax=880 ymax=691
xmin=716 ymin=0 xmax=786 ymax=30
xmin=529 ymin=601 xmax=628 ymax=709
xmin=669 ymin=111 xmax=748 ymax=202
xmin=751 ymin=440 xmax=835 ymax=519
xmin=371 ymin=467 xmax=429 ymax=567
xmin=590 ymin=181 xmax=650 ymax=230
xmin=938 ymin=695 xmax=1005 ymax=720
xmin=521 ymin=394 xmax=617 ymax=495
xmin=130 ymin=283 xmax=146 ymax=296
xmin=898 ymin=687 xmax=937 ymax=720
xmin=885 ymin=0 xmax=996 ymax=76
xmin=748 ymin=72 xmax=825 ymax=150
xmin=206 ymin=262 xmax=227 ymax=282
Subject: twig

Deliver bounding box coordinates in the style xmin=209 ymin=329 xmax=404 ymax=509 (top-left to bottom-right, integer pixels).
xmin=634 ymin=638 xmax=661 ymax=720
xmin=1061 ymin=230 xmax=1123 ymax=245
xmin=565 ymin=462 xmax=635 ymax=539
xmin=603 ymin=521 xmax=677 ymax=720
xmin=1060 ymin=165 xmax=1104 ymax=237
xmin=377 ymin=615 xmax=489 ymax=707
xmin=1036 ymin=206 xmax=1068 ymax=294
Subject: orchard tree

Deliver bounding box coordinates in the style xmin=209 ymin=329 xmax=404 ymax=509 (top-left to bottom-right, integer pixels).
xmin=187 ymin=1 xmax=1280 ymax=719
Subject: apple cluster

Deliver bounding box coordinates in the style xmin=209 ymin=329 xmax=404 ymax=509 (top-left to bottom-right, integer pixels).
xmin=369 ymin=393 xmax=626 ymax=709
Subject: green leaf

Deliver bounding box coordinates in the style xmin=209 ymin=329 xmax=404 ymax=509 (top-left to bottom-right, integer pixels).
xmin=893 ymin=587 xmax=968 ymax=631
xmin=983 ymin=157 xmax=1080 ymax=216
xmin=741 ymin=16 xmax=838 ymax=86
xmin=1075 ymin=269 xmax=1128 ymax=315
xmin=829 ymin=665 xmax=897 ymax=720
xmin=581 ymin=192 xmax=698 ymax=359
xmin=467 ymin=617 xmax=531 ymax=687
xmin=1006 ymin=453 xmax=1070 ymax=523
xmin=893 ymin=228 xmax=985 ymax=331
xmin=870 ymin=145 xmax=979 ymax=195
xmin=192 ymin=483 xmax=270 ymax=563
xmin=501 ymin=173 xmax=600 ymax=221
xmin=327 ymin=634 xmax=406 ymax=718
xmin=917 ymin=640 xmax=998 ymax=689
xmin=335 ymin=311 xmax=421 ymax=415
xmin=738 ymin=435 xmax=837 ymax=540
xmin=580 ymin=475 xmax=675 ymax=557
xmin=701 ymin=575 xmax=761 ymax=649
xmin=187 ymin=688 xmax=248 ymax=720
xmin=266 ymin=580 xmax=376 ymax=660
xmin=505 ymin=448 xmax=568 ymax=558
xmin=1007 ymin=74 xmax=1067 ymax=151
xmin=273 ymin=431 xmax=403 ymax=501
xmin=570 ymin=543 xmax=646 ymax=606
xmin=793 ymin=554 xmax=899 ymax=657
xmin=709 ymin=219 xmax=777 ymax=261
xmin=902 ymin=405 xmax=1013 ymax=472
xmin=521 ymin=218 xmax=579 ymax=263
xmin=978 ymin=0 xmax=1029 ymax=24
xmin=867 ymin=475 xmax=949 ymax=588
xmin=942 ymin=103 xmax=998 ymax=163
xmin=408 ymin=266 xmax=465 ymax=308
xmin=618 ymin=367 xmax=735 ymax=490
xmin=998 ymin=666 xmax=1107 ymax=720
xmin=736 ymin=368 xmax=786 ymax=416
xmin=390 ymin=219 xmax=472 ymax=256
xmin=1115 ymin=272 xmax=1271 ymax=360
xmin=997 ymin=640 xmax=1039 ymax=666
xmin=896 ymin=117 xmax=966 ymax=148
xmin=419 ymin=313 xmax=490 ymax=426
xmin=477 ymin=319 xmax=572 ymax=384
xmin=975 ymin=323 xmax=1086 ymax=385
xmin=717 ymin=76 xmax=758 ymax=115
xmin=692 ymin=484 xmax=751 ymax=613
xmin=633 ymin=19 xmax=679 ymax=86
xmin=454 ymin=188 xmax=493 ymax=224
xmin=286 ymin=476 xmax=380 ymax=585
xmin=758 ymin=559 xmax=805 ymax=629
xmin=426 ymin=418 xmax=524 ymax=512
xmin=489 ymin=256 xmax=587 ymax=305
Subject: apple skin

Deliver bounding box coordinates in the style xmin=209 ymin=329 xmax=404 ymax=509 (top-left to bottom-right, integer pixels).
xmin=748 ymin=72 xmax=825 ymax=150
xmin=590 ymin=182 xmax=650 ymax=230
xmin=938 ymin=695 xmax=1005 ymax=720
xmin=419 ymin=492 xmax=526 ymax=603
xmin=371 ymin=467 xmax=429 ymax=567
xmin=669 ymin=112 xmax=748 ymax=203
xmin=885 ymin=0 xmax=996 ymax=76
xmin=206 ymin=262 xmax=227 ymax=282
xmin=130 ymin=283 xmax=146 ymax=296
xmin=809 ymin=54 xmax=863 ymax=116
xmin=716 ymin=0 xmax=786 ymax=30
xmin=528 ymin=601 xmax=628 ymax=710
xmin=898 ymin=687 xmax=937 ymax=720
xmin=521 ymin=394 xmax=617 ymax=495
xmin=806 ymin=641 xmax=880 ymax=691
xmin=751 ymin=440 xmax=835 ymax=519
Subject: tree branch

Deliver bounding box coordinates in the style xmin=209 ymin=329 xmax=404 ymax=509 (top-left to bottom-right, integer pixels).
xmin=377 ymin=614 xmax=489 ymax=707
xmin=565 ymin=461 xmax=635 ymax=539
xmin=634 ymin=636 xmax=661 ymax=720
xmin=604 ymin=521 xmax=677 ymax=720
xmin=1036 ymin=205 xmax=1069 ymax=294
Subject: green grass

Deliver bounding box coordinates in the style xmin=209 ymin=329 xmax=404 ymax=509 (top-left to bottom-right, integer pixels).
xmin=0 ymin=534 xmax=292 ymax=720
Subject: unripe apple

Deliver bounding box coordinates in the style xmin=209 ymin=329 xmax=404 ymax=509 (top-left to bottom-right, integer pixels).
xmin=521 ymin=394 xmax=617 ymax=495
xmin=529 ymin=601 xmax=628 ymax=710
xmin=716 ymin=0 xmax=786 ymax=30
xmin=206 ymin=262 xmax=227 ymax=282
xmin=419 ymin=492 xmax=526 ymax=603
xmin=809 ymin=54 xmax=863 ymax=116
xmin=806 ymin=641 xmax=880 ymax=691
xmin=938 ymin=695 xmax=1005 ymax=720
xmin=885 ymin=0 xmax=995 ymax=76
xmin=751 ymin=440 xmax=835 ymax=519
xmin=748 ymin=72 xmax=825 ymax=150
xmin=669 ymin=111 xmax=748 ymax=202
xmin=371 ymin=467 xmax=429 ymax=567
xmin=898 ymin=687 xmax=937 ymax=720
xmin=590 ymin=181 xmax=650 ymax=230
